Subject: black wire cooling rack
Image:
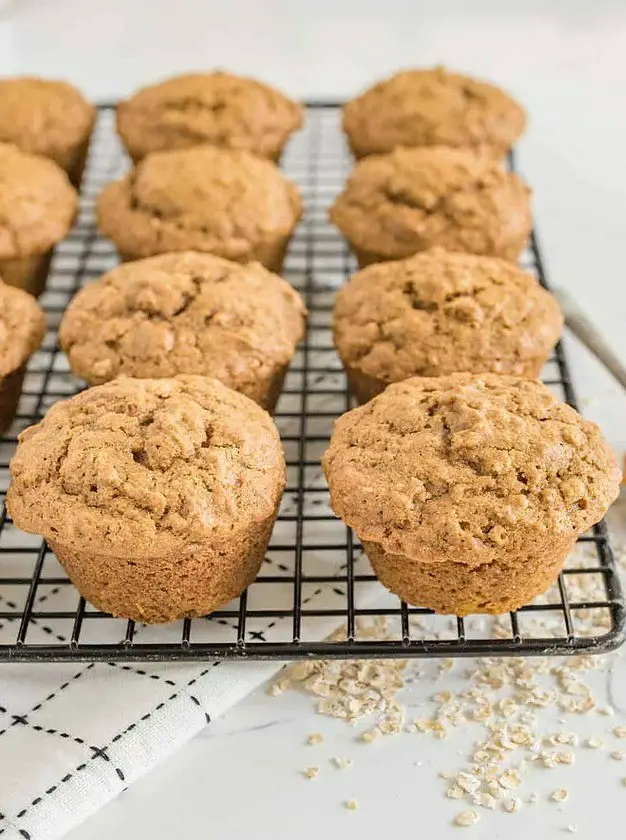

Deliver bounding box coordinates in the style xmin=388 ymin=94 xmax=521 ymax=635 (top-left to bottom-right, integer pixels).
xmin=0 ymin=103 xmax=624 ymax=663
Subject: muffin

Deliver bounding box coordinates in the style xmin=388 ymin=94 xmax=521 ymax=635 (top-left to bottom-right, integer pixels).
xmin=330 ymin=146 xmax=531 ymax=268
xmin=343 ymin=67 xmax=525 ymax=160
xmin=334 ymin=249 xmax=563 ymax=403
xmin=0 ymin=143 xmax=78 ymax=297
xmin=322 ymin=374 xmax=620 ymax=616
xmin=97 ymin=146 xmax=302 ymax=272
xmin=59 ymin=251 xmax=306 ymax=411
xmin=117 ymin=71 xmax=303 ymax=163
xmin=0 ymin=280 xmax=46 ymax=434
xmin=7 ymin=375 xmax=286 ymax=623
xmin=0 ymin=77 xmax=95 ymax=186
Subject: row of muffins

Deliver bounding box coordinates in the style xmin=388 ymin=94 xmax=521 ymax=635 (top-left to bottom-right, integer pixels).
xmin=1 ymin=68 xmax=621 ymax=626
xmin=0 ymin=66 xmax=533 ymax=301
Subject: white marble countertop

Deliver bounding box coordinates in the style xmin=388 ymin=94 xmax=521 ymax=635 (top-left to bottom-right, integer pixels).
xmin=2 ymin=1 xmax=626 ymax=837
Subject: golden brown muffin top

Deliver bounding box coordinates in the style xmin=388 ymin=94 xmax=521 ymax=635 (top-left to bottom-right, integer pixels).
xmin=117 ymin=71 xmax=303 ymax=161
xmin=7 ymin=375 xmax=286 ymax=557
xmin=60 ymin=251 xmax=306 ymax=389
xmin=334 ymin=249 xmax=562 ymax=382
xmin=0 ymin=77 xmax=94 ymax=168
xmin=330 ymin=146 xmax=531 ymax=263
xmin=323 ymin=374 xmax=620 ymax=563
xmin=343 ymin=67 xmax=526 ymax=159
xmin=97 ymin=146 xmax=302 ymax=261
xmin=0 ymin=142 xmax=78 ymax=259
xmin=0 ymin=279 xmax=46 ymax=376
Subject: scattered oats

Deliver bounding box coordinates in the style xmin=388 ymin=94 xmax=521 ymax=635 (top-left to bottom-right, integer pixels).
xmin=473 ymin=750 xmax=491 ymax=764
xmin=447 ymin=786 xmax=465 ymax=800
xmin=498 ymin=768 xmax=522 ymax=789
xmin=586 ymin=737 xmax=603 ymax=749
xmin=598 ymin=707 xmax=614 ymax=717
xmin=439 ymin=771 xmax=453 ymax=780
xmin=528 ymin=793 xmax=539 ymax=805
xmin=360 ymin=729 xmax=380 ymax=743
xmin=614 ymin=726 xmax=626 ymax=739
xmin=345 ymin=799 xmax=358 ymax=811
xmin=453 ymin=810 xmax=480 ymax=827
xmin=555 ymin=750 xmax=575 ymax=765
xmin=470 ymin=792 xmax=497 ymax=810
xmin=307 ymin=732 xmax=324 ymax=745
xmin=565 ymin=825 xmax=578 ymax=834
xmin=502 ymin=797 xmax=521 ymax=813
xmin=332 ymin=756 xmax=353 ymax=770
xmin=289 ymin=662 xmax=314 ymax=682
xmin=551 ymin=788 xmax=569 ymax=803
xmin=433 ymin=690 xmax=453 ymax=703
xmin=611 ymin=751 xmax=625 ymax=761
xmin=456 ymin=773 xmax=481 ymax=794
xmin=267 ymin=682 xmax=283 ymax=697
xmin=487 ymin=781 xmax=506 ymax=799
xmin=304 ymin=766 xmax=319 ymax=780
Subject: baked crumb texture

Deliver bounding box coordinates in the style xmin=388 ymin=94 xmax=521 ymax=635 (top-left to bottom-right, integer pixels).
xmin=7 ymin=375 xmax=286 ymax=623
xmin=330 ymin=145 xmax=531 ymax=268
xmin=0 ymin=141 xmax=78 ymax=296
xmin=0 ymin=76 xmax=95 ymax=185
xmin=117 ymin=71 xmax=303 ymax=163
xmin=322 ymin=373 xmax=620 ymax=615
xmin=343 ymin=67 xmax=525 ymax=160
xmin=334 ymin=249 xmax=562 ymax=402
xmin=0 ymin=279 xmax=46 ymax=433
xmin=59 ymin=251 xmax=306 ymax=411
xmin=97 ymin=145 xmax=302 ymax=272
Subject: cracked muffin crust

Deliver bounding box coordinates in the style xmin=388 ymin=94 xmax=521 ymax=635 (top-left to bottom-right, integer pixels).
xmin=343 ymin=67 xmax=526 ymax=160
xmin=334 ymin=249 xmax=563 ymax=403
xmin=322 ymin=374 xmax=620 ymax=615
xmin=117 ymin=71 xmax=303 ymax=163
xmin=330 ymin=146 xmax=531 ymax=267
xmin=0 ymin=279 xmax=46 ymax=433
xmin=0 ymin=142 xmax=78 ymax=296
xmin=0 ymin=77 xmax=95 ymax=186
xmin=7 ymin=375 xmax=286 ymax=623
xmin=59 ymin=251 xmax=306 ymax=411
xmin=97 ymin=145 xmax=302 ymax=271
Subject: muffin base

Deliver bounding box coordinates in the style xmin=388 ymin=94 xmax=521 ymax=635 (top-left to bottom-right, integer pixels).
xmin=118 ymin=233 xmax=292 ymax=275
xmin=0 ymin=366 xmax=26 ymax=436
xmin=343 ymin=358 xmax=547 ymax=405
xmin=252 ymin=363 xmax=290 ymax=414
xmin=48 ymin=506 xmax=280 ymax=624
xmin=0 ymin=251 xmax=53 ymax=298
xmin=362 ymin=536 xmax=574 ymax=616
xmin=65 ymin=136 xmax=92 ymax=189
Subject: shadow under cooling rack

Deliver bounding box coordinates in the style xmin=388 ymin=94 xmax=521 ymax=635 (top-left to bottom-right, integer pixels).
xmin=0 ymin=103 xmax=623 ymax=662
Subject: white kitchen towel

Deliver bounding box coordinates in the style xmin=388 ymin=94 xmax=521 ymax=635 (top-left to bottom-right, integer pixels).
xmin=0 ymin=550 xmax=379 ymax=840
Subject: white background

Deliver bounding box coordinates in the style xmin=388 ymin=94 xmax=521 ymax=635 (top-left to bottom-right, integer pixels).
xmin=1 ymin=1 xmax=626 ymax=838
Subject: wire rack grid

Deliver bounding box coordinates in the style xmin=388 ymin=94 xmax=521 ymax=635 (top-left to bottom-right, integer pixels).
xmin=0 ymin=103 xmax=623 ymax=663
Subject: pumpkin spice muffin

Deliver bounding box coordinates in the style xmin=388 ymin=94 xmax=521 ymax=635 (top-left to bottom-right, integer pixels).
xmin=343 ymin=67 xmax=525 ymax=160
xmin=330 ymin=146 xmax=531 ymax=268
xmin=334 ymin=249 xmax=563 ymax=403
xmin=0 ymin=280 xmax=46 ymax=434
xmin=97 ymin=146 xmax=302 ymax=271
xmin=0 ymin=77 xmax=95 ymax=186
xmin=323 ymin=374 xmax=620 ymax=616
xmin=59 ymin=251 xmax=306 ymax=411
xmin=0 ymin=142 xmax=78 ymax=297
xmin=8 ymin=375 xmax=286 ymax=623
xmin=117 ymin=71 xmax=303 ymax=163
